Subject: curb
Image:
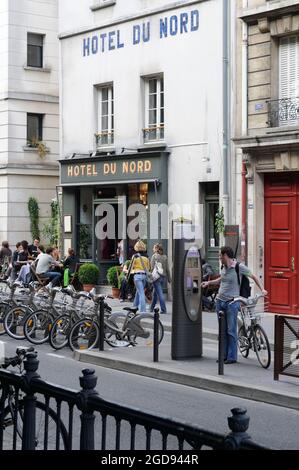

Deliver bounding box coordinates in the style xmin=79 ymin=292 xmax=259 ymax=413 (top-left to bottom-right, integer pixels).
xmin=163 ymin=324 xmax=275 ymax=349
xmin=74 ymin=350 xmax=298 ymax=411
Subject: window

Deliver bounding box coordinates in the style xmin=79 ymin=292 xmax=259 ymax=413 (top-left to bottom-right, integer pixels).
xmin=279 ymin=35 xmax=299 ymax=125
xmin=27 ymin=113 xmax=43 ymax=145
xmin=27 ymin=33 xmax=44 ymax=68
xmin=96 ymin=85 xmax=114 ymax=146
xmin=144 ymin=76 xmax=164 ymax=142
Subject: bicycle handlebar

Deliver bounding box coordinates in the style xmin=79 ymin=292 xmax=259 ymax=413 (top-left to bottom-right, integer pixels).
xmin=229 ymin=292 xmax=266 ymax=306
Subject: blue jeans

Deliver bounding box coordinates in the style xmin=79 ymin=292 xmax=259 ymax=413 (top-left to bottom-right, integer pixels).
xmin=43 ymin=271 xmax=62 ymax=287
xmin=133 ymin=273 xmax=147 ymax=313
xmin=150 ymin=276 xmax=166 ymax=313
xmin=216 ymin=299 xmax=240 ymax=362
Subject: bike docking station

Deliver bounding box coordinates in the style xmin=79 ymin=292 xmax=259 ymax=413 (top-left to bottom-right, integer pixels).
xmin=171 ymin=224 xmax=203 ymax=360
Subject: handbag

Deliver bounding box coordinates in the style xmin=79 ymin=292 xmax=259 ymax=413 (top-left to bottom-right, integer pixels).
xmin=139 ymin=255 xmax=156 ymax=284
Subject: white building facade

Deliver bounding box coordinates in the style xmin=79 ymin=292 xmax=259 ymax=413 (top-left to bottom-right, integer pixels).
xmin=59 ymin=0 xmax=230 ymax=280
xmin=0 ymin=0 xmax=59 ymax=245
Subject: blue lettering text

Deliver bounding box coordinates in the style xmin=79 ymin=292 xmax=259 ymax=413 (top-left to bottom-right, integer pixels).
xmin=108 ymin=31 xmax=116 ymax=50
xmin=143 ymin=22 xmax=150 ymax=42
xmin=92 ymin=36 xmax=98 ymax=54
xmin=180 ymin=13 xmax=188 ymax=33
xmin=133 ymin=25 xmax=140 ymax=45
xmin=100 ymin=33 xmax=107 ymax=52
xmin=160 ymin=18 xmax=167 ymax=38
xmin=83 ymin=37 xmax=90 ymax=56
xmin=117 ymin=30 xmax=124 ymax=48
xmin=170 ymin=15 xmax=178 ymax=36
xmin=191 ymin=10 xmax=199 ymax=31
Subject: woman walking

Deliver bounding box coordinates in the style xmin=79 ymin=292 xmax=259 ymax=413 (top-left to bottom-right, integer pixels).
xmin=129 ymin=240 xmax=150 ymax=314
xmin=150 ymin=243 xmax=171 ymax=314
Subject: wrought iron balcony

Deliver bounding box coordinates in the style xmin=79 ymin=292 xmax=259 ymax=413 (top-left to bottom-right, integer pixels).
xmin=95 ymin=130 xmax=114 ymax=147
xmin=267 ymin=97 xmax=299 ymax=128
xmin=143 ymin=124 xmax=164 ymax=143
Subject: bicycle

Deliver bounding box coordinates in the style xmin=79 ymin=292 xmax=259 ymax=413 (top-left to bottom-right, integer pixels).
xmin=23 ymin=285 xmax=72 ymax=345
xmin=105 ymin=306 xmax=164 ymax=348
xmin=68 ymin=293 xmax=164 ymax=351
xmin=49 ymin=290 xmax=111 ymax=350
xmin=231 ymin=293 xmax=271 ymax=369
xmin=0 ymin=347 xmax=68 ymax=449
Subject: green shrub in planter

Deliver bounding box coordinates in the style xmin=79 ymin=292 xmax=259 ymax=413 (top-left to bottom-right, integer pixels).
xmin=106 ymin=266 xmax=119 ymax=288
xmin=78 ymin=263 xmax=99 ymax=285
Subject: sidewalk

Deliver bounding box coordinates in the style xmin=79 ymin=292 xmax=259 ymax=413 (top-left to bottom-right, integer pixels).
xmin=75 ymin=298 xmax=299 ymax=410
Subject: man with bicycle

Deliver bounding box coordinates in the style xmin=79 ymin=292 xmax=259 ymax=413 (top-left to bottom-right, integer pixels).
xmin=201 ymin=246 xmax=267 ymax=364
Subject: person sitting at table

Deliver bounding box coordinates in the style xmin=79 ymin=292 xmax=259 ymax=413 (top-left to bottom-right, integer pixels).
xmin=28 ymin=238 xmax=40 ymax=259
xmin=35 ymin=247 xmax=63 ymax=287
xmin=63 ymin=248 xmax=79 ymax=286
xmin=12 ymin=240 xmax=30 ymax=280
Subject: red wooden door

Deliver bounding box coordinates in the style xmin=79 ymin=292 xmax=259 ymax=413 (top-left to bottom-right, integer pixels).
xmin=265 ymin=173 xmax=299 ymax=315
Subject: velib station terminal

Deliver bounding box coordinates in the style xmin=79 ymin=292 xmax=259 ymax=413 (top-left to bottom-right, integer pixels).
xmin=58 ymin=1 xmax=223 ymax=281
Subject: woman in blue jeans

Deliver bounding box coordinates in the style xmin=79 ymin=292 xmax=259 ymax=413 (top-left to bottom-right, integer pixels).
xmin=129 ymin=240 xmax=150 ymax=314
xmin=150 ymin=244 xmax=171 ymax=314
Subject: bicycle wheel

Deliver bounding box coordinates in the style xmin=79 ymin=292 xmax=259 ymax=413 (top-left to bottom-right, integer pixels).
xmin=24 ymin=310 xmax=53 ymax=345
xmin=237 ymin=325 xmax=250 ymax=358
xmin=0 ymin=302 xmax=9 ymax=335
xmin=69 ymin=318 xmax=99 ymax=351
xmin=127 ymin=313 xmax=164 ymax=346
xmin=3 ymin=306 xmax=30 ymax=340
xmin=49 ymin=314 xmax=72 ymax=350
xmin=253 ymin=324 xmax=271 ymax=369
xmin=104 ymin=313 xmax=131 ymax=347
xmin=2 ymin=400 xmax=68 ymax=450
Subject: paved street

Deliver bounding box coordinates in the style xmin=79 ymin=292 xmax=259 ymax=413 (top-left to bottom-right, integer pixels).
xmin=1 ymin=333 xmax=299 ymax=450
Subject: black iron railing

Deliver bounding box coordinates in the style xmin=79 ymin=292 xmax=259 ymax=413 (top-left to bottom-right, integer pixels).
xmin=0 ymin=351 xmax=269 ymax=451
xmin=267 ymin=97 xmax=299 ymax=127
xmin=274 ymin=315 xmax=299 ymax=381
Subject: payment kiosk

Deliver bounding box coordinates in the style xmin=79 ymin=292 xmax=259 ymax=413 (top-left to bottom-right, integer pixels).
xmin=171 ymin=224 xmax=203 ymax=359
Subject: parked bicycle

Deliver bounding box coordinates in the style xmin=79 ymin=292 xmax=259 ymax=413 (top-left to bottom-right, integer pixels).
xmin=105 ymin=306 xmax=164 ymax=348
xmin=231 ymin=293 xmax=271 ymax=369
xmin=49 ymin=289 xmax=111 ymax=350
xmin=0 ymin=346 xmax=68 ymax=449
xmin=68 ymin=293 xmax=164 ymax=351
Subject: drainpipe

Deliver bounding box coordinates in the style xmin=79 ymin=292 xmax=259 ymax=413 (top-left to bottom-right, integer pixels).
xmin=241 ymin=0 xmax=248 ymax=263
xmin=241 ymin=162 xmax=247 ymax=262
xmin=223 ymin=0 xmax=230 ymax=225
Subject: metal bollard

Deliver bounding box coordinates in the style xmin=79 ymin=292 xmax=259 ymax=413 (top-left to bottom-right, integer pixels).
xmin=218 ymin=310 xmax=225 ymax=375
xmin=21 ymin=351 xmax=40 ymax=450
xmin=224 ymin=407 xmax=251 ymax=449
xmin=153 ymin=307 xmax=160 ymax=363
xmin=77 ymin=369 xmax=99 ymax=450
xmin=98 ymin=298 xmax=105 ymax=351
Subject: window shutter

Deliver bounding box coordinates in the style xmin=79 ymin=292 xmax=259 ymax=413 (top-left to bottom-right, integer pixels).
xmin=279 ymin=35 xmax=299 ymax=99
xmin=279 ymin=35 xmax=299 ymax=125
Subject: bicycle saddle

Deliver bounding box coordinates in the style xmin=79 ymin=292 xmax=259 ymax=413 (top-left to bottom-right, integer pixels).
xmin=123 ymin=307 xmax=138 ymax=314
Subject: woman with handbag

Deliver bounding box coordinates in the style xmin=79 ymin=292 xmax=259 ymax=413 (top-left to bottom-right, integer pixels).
xmin=150 ymin=243 xmax=171 ymax=314
xmin=128 ymin=240 xmax=150 ymax=314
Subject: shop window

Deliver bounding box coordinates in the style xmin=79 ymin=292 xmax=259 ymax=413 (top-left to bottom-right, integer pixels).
xmin=27 ymin=33 xmax=44 ymax=68
xmin=96 ymin=85 xmax=114 ymax=146
xmin=143 ymin=76 xmax=164 ymax=142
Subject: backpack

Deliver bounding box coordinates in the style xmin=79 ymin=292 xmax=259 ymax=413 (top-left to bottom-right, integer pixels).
xmin=235 ymin=262 xmax=251 ymax=298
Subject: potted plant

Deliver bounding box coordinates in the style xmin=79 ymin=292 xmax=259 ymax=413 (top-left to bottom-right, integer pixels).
xmin=78 ymin=263 xmax=99 ymax=292
xmin=106 ymin=266 xmax=120 ymax=298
